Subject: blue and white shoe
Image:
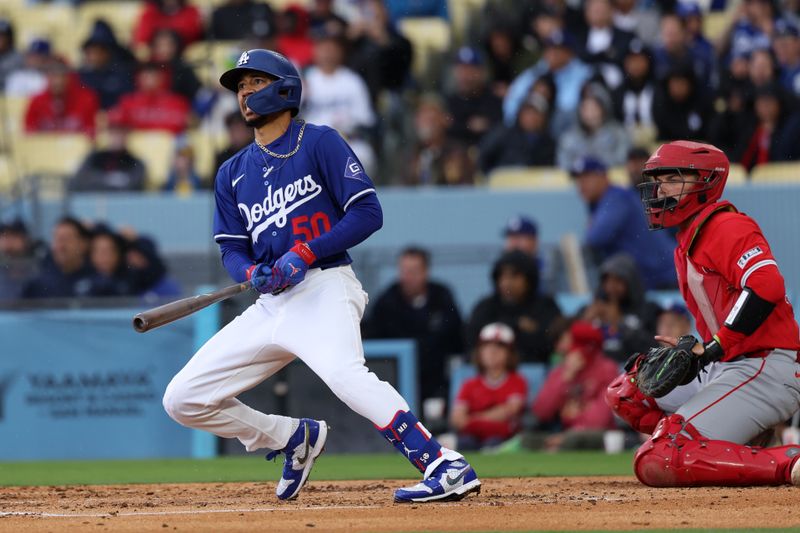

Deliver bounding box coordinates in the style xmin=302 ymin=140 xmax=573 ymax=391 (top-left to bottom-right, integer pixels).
xmin=394 ymin=458 xmax=481 ymax=503
xmin=266 ymin=418 xmax=328 ymax=501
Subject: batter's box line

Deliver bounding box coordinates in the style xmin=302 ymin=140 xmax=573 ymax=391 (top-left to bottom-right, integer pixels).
xmin=0 ymin=497 xmax=625 ymax=519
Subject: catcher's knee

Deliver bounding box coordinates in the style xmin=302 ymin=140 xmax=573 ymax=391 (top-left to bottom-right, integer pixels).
xmin=633 ymin=414 xmax=698 ymax=487
xmin=605 ymin=370 xmax=664 ymax=434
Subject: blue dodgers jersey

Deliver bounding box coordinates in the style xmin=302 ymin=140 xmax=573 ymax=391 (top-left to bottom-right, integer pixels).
xmin=213 ymin=121 xmax=376 ymax=268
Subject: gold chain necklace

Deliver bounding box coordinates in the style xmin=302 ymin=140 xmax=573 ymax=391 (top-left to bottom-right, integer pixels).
xmin=254 ymin=120 xmax=307 ymax=159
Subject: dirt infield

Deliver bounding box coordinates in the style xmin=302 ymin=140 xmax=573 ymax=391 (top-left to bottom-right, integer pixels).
xmin=1 ymin=476 xmax=799 ymax=532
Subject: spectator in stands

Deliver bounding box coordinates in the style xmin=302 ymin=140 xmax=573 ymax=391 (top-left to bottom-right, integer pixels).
xmin=556 ymin=82 xmax=629 ymax=170
xmin=482 ymin=23 xmax=537 ymax=98
xmin=503 ymin=30 xmax=593 ymax=137
xmin=569 ymin=155 xmax=677 ymax=290
xmin=611 ymin=0 xmax=660 ymax=46
xmin=70 ymin=121 xmax=146 ymax=192
xmin=625 ymin=146 xmax=650 ymax=189
xmin=365 ymin=246 xmax=464 ymax=405
xmin=214 ymin=111 xmax=253 ymax=176
xmin=445 ymin=46 xmax=503 ymax=148
xmin=707 ymin=82 xmax=755 ymax=160
xmin=110 ymin=62 xmax=190 ymax=134
xmin=576 ymin=0 xmax=634 ymax=89
xmin=87 ymin=227 xmax=134 ymax=297
xmin=655 ymin=302 xmax=694 ymax=347
xmin=773 ymin=18 xmax=800 ymax=95
xmin=277 ymin=5 xmax=315 ymax=69
xmin=502 ymin=215 xmax=539 ymax=259
xmin=749 ymin=47 xmax=782 ymax=93
xmin=0 ymin=19 xmax=22 ymax=91
xmin=347 ymin=0 xmax=413 ymax=102
xmin=133 ymin=0 xmax=203 ymax=53
xmin=652 ymin=65 xmax=711 ymax=142
xmin=149 ymin=29 xmax=202 ymax=106
xmin=451 ymin=322 xmax=527 ymax=450
xmin=466 ymin=250 xmax=562 ymax=365
xmin=21 ymin=217 xmax=95 ymax=299
xmin=652 ymin=14 xmax=714 ymax=89
xmin=163 ymin=144 xmax=203 ymax=194
xmin=0 ymin=220 xmax=38 ymax=301
xmin=531 ymin=320 xmax=619 ymax=450
xmin=581 ymin=253 xmax=660 ymax=362
xmin=5 ymin=39 xmax=52 ymax=98
xmin=78 ymin=23 xmax=135 ymax=110
xmin=739 ymin=82 xmax=800 ymax=170
xmin=613 ymin=39 xmax=657 ymax=139
xmin=210 ymin=0 xmax=276 ymax=41
xmin=24 ymin=59 xmax=100 ymax=137
xmin=405 ymin=94 xmax=475 ymax=185
xmin=309 ymin=0 xmax=348 ymax=37
xmin=722 ymin=0 xmax=774 ymax=61
xmin=302 ymin=32 xmax=376 ymax=173
xmin=124 ymin=233 xmax=181 ymax=299
xmin=678 ymin=2 xmax=716 ymax=73
xmin=479 ymin=92 xmax=556 ymax=173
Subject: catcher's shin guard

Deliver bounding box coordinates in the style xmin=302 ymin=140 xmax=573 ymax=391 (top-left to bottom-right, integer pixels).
xmin=605 ymin=370 xmax=664 ymax=434
xmin=634 ymin=414 xmax=800 ymax=487
xmin=377 ymin=410 xmax=443 ymax=473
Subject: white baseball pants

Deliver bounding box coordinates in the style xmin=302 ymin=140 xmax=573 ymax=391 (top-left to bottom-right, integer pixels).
xmin=162 ymin=265 xmax=410 ymax=451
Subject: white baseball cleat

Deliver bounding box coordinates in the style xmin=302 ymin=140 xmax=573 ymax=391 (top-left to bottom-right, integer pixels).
xmin=394 ymin=458 xmax=481 ymax=503
xmin=266 ymin=418 xmax=328 ymax=500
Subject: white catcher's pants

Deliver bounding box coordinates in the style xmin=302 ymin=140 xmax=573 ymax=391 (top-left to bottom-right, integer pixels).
xmin=163 ymin=266 xmax=410 ymax=451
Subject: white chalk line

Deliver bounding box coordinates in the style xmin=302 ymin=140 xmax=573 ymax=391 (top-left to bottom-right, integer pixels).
xmin=0 ymin=496 xmax=624 ymax=519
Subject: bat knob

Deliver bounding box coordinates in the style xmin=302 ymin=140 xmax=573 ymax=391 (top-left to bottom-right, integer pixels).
xmin=132 ymin=314 xmax=149 ymax=333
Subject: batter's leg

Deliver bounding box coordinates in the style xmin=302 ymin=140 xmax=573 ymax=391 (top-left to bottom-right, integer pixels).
xmin=163 ymin=301 xmax=298 ymax=451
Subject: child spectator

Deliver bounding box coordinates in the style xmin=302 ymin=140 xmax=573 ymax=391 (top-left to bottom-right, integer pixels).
xmin=450 ymin=322 xmax=527 ymax=450
xmin=531 ymin=320 xmax=620 ymax=450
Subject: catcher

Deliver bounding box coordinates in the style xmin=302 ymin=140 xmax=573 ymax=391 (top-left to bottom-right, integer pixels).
xmin=605 ymin=140 xmax=800 ymax=487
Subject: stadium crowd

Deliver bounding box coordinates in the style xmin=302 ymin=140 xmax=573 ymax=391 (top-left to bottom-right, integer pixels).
xmin=3 ymin=0 xmax=795 ymax=450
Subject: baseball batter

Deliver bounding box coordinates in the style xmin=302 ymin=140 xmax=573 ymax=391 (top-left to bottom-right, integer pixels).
xmin=161 ymin=49 xmax=481 ymax=503
xmin=606 ymin=140 xmax=800 ymax=487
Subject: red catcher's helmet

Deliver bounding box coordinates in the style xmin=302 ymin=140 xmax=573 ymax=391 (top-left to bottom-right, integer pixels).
xmin=639 ymin=141 xmax=729 ymax=230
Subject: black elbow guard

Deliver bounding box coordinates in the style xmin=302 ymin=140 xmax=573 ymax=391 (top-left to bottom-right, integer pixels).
xmin=723 ymin=287 xmax=776 ymax=335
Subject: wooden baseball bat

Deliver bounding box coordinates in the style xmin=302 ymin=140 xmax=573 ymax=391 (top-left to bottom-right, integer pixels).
xmin=132 ymin=276 xmax=266 ymax=333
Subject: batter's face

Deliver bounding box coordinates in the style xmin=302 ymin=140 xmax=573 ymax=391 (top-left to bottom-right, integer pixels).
xmin=237 ymin=72 xmax=273 ymax=125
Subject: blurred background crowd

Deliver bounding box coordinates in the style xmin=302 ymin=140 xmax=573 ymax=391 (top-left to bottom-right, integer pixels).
xmin=1 ymin=0 xmax=799 ymax=453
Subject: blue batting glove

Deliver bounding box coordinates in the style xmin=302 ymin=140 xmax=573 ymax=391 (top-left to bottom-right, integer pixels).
xmin=247 ymin=263 xmax=280 ymax=294
xmin=273 ymin=243 xmax=316 ymax=290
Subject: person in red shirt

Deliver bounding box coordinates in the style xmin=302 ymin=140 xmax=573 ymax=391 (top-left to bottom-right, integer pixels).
xmin=606 ymin=140 xmax=800 ymax=488
xmin=450 ymin=322 xmax=527 ymax=450
xmin=133 ymin=0 xmax=203 ymax=51
xmin=24 ymin=59 xmax=99 ymax=137
xmin=110 ymin=63 xmax=190 ymax=134
xmin=532 ymin=320 xmax=620 ymax=450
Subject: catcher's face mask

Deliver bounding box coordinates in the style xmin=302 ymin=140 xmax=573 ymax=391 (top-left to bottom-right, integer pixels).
xmin=638 ymin=169 xmax=715 ymax=230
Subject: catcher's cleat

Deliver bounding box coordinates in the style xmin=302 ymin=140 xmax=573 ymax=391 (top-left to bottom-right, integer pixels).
xmin=791 ymin=456 xmax=800 ymax=486
xmin=394 ymin=458 xmax=481 ymax=503
xmin=266 ymin=418 xmax=328 ymax=500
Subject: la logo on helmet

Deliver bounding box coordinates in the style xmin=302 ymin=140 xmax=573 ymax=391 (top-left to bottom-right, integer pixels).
xmin=237 ymin=51 xmax=250 ymax=66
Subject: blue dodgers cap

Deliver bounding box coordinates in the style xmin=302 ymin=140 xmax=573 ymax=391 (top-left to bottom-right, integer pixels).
xmin=28 ymin=38 xmax=51 ymax=55
xmin=660 ymin=302 xmax=692 ymax=320
xmin=569 ymin=155 xmax=607 ymax=177
xmin=676 ymin=2 xmax=702 ymax=18
xmin=455 ymin=46 xmax=482 ymax=66
xmin=503 ymin=215 xmax=538 ymax=237
xmin=775 ymin=18 xmax=800 ymax=38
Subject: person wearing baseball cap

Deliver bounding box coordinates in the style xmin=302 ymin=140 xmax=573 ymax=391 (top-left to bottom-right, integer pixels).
xmin=446 ymin=46 xmax=502 ymax=147
xmin=773 ymin=18 xmax=800 ymax=95
xmin=502 ymin=28 xmax=592 ymax=136
xmin=570 ymin=154 xmax=677 ymax=290
xmin=502 ymin=215 xmax=539 ymax=258
xmin=450 ymin=322 xmax=528 ymax=450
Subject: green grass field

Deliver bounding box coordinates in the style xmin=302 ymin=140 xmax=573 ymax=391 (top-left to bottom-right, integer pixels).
xmin=0 ymin=450 xmax=633 ymax=487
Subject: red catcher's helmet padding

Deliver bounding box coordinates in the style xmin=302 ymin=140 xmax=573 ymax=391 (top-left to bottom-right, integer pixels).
xmin=639 ymin=141 xmax=730 ymax=229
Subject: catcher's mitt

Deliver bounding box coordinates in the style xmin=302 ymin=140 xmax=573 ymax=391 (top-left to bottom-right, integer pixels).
xmin=634 ymin=335 xmax=701 ymax=398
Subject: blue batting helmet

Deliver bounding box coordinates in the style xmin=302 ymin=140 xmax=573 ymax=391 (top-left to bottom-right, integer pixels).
xmin=219 ymin=49 xmax=302 ymax=117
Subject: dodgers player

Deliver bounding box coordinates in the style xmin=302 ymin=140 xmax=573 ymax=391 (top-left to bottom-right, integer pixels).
xmin=161 ymin=49 xmax=481 ymax=503
xmin=606 ymin=141 xmax=800 ymax=487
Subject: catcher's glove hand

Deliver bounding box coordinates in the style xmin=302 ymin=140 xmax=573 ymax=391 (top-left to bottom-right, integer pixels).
xmin=635 ymin=335 xmax=702 ymax=398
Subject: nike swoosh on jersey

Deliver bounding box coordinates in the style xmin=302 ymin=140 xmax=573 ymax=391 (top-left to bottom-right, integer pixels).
xmin=295 ymin=425 xmax=311 ymax=467
xmin=232 ymin=174 xmax=245 ymax=188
